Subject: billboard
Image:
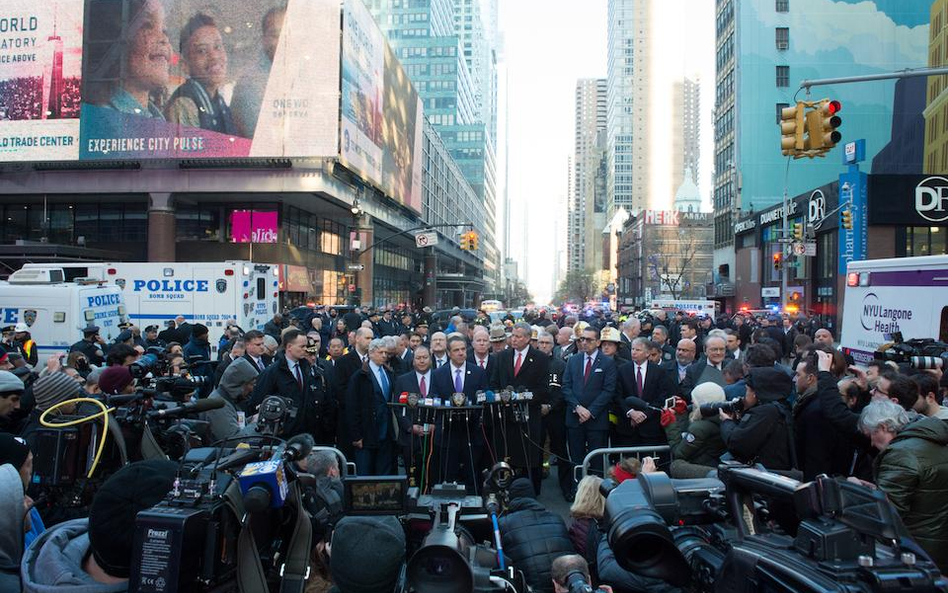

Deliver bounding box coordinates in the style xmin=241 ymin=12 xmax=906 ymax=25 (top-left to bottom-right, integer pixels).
xmin=0 ymin=0 xmax=339 ymax=162
xmin=229 ymin=209 xmax=278 ymax=243
xmin=340 ymin=0 xmax=423 ymax=213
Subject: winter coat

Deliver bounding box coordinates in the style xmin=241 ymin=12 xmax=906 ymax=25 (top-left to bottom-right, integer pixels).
xmin=204 ymin=358 xmax=259 ymax=442
xmin=0 ymin=465 xmax=24 ymax=593
xmin=21 ymin=518 xmax=128 ymax=593
xmin=664 ymin=415 xmax=725 ymax=467
xmin=792 ymin=381 xmax=853 ymax=481
xmin=719 ymin=401 xmax=794 ymax=471
xmin=873 ymin=416 xmax=948 ymax=573
xmin=498 ymin=497 xmax=575 ymax=593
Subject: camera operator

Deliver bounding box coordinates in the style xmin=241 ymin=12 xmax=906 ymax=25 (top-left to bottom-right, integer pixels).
xmin=595 ymin=525 xmax=681 ymax=593
xmin=663 ymin=383 xmax=726 ymax=479
xmin=204 ymin=358 xmax=258 ymax=442
xmin=328 ymin=516 xmax=406 ymax=593
xmin=858 ymin=398 xmax=948 ymax=572
xmin=792 ymin=350 xmax=855 ymax=481
xmin=20 ymin=459 xmax=177 ymax=593
xmin=498 ymin=478 xmax=575 ymax=593
xmin=97 ymin=366 xmax=136 ymax=396
xmin=718 ymin=367 xmax=794 ymax=472
xmin=69 ymin=326 xmax=106 ymax=368
xmin=551 ymin=554 xmax=613 ymax=593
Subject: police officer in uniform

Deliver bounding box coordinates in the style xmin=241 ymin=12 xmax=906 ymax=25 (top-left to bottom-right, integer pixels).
xmin=143 ymin=325 xmax=167 ymax=350
xmin=304 ymin=336 xmax=338 ymax=445
xmin=536 ymin=329 xmax=571 ymax=500
xmin=69 ymin=325 xmax=106 ymax=367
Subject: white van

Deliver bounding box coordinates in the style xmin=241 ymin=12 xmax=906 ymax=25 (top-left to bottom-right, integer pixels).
xmin=840 ymin=255 xmax=948 ymax=364
xmin=22 ymin=262 xmax=280 ymax=349
xmin=0 ymin=268 xmax=128 ymax=358
xmin=650 ymin=299 xmax=718 ymax=317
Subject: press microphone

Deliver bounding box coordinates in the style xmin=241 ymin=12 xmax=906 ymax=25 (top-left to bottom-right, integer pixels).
xmin=147 ymin=398 xmax=224 ymax=418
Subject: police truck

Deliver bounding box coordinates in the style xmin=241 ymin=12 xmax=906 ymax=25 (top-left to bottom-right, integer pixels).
xmin=0 ymin=268 xmax=128 ymax=358
xmin=21 ymin=262 xmax=280 ymax=352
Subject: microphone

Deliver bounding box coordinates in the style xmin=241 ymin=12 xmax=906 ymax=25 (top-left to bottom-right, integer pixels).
xmin=147 ymin=398 xmax=224 ymax=419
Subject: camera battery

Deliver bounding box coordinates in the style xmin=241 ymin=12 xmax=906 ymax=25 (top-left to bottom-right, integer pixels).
xmin=129 ymin=506 xmax=208 ymax=593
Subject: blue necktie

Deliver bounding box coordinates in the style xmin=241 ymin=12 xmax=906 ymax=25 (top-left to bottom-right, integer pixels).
xmin=378 ymin=368 xmax=389 ymax=395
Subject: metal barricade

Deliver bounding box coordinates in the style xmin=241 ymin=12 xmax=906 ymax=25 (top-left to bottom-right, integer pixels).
xmin=312 ymin=445 xmax=357 ymax=477
xmin=573 ymin=446 xmax=672 ymax=482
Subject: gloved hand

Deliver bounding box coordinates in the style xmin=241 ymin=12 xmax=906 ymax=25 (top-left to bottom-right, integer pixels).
xmin=673 ymin=396 xmax=688 ymax=415
xmin=660 ymin=408 xmax=677 ymax=428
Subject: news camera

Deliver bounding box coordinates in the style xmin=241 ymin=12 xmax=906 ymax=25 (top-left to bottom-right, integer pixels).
xmin=340 ymin=463 xmax=528 ymax=593
xmin=874 ymin=335 xmax=948 ymax=371
xmin=600 ymin=463 xmax=948 ymax=593
xmin=699 ymin=398 xmax=745 ymax=419
xmin=128 ymin=439 xmax=313 ymax=593
xmin=130 ymin=348 xmax=209 ymax=398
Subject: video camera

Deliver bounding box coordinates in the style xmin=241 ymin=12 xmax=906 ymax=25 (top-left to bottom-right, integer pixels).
xmin=699 ymin=398 xmax=745 ymax=419
xmin=130 ymin=347 xmax=209 ymax=399
xmin=874 ymin=334 xmax=948 ymax=371
xmin=601 ymin=463 xmax=948 ymax=592
xmin=129 ymin=439 xmax=312 ymax=593
xmin=340 ymin=463 xmax=527 ymax=593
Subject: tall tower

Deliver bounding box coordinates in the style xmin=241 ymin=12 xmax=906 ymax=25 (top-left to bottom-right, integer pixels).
xmin=607 ymin=0 xmax=651 ymax=214
xmin=44 ymin=9 xmax=64 ymax=120
xmin=571 ymin=78 xmax=608 ymax=272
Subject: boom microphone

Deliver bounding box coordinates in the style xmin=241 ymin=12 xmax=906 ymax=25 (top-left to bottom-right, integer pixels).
xmin=147 ymin=398 xmax=224 ymax=419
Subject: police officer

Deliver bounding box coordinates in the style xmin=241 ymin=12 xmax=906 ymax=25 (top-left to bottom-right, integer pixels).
xmin=143 ymin=325 xmax=167 ymax=350
xmin=69 ymin=325 xmax=106 ymax=367
xmin=536 ymin=329 xmax=571 ymax=500
xmin=13 ymin=323 xmax=38 ymax=367
xmin=304 ymin=335 xmax=338 ymax=445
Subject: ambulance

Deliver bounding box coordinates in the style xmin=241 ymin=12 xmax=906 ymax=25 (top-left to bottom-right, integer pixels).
xmin=0 ymin=268 xmax=128 ymax=358
xmin=21 ymin=262 xmax=280 ymax=349
xmin=840 ymin=255 xmax=948 ymax=364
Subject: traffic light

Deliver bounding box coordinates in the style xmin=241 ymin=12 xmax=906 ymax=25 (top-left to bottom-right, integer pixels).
xmin=459 ymin=232 xmax=470 ymax=250
xmin=792 ymin=222 xmax=804 ymax=241
xmin=841 ymin=209 xmax=853 ymax=230
xmin=773 ymin=252 xmax=782 ymax=271
xmin=469 ymin=231 xmax=479 ymax=251
xmin=818 ymin=99 xmax=842 ymax=150
xmin=780 ymin=102 xmax=805 ymax=157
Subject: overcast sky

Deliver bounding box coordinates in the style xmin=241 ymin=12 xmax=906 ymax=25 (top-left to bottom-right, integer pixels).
xmin=497 ymin=0 xmax=715 ymax=304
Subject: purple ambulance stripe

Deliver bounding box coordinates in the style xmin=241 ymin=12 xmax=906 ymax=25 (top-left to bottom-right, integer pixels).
xmin=867 ymin=270 xmax=948 ymax=287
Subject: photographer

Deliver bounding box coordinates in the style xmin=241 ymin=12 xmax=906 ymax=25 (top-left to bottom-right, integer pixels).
xmin=21 ymin=459 xmax=178 ymax=593
xmin=792 ymin=351 xmax=855 ymax=480
xmin=498 ymin=478 xmax=575 ymax=593
xmin=663 ymin=383 xmax=726 ymax=479
xmin=204 ymin=358 xmax=258 ymax=442
xmin=718 ymin=367 xmax=794 ymax=472
xmin=551 ymin=554 xmax=613 ymax=593
xmin=595 ymin=529 xmax=681 ymax=593
xmin=859 ymin=398 xmax=948 ymax=572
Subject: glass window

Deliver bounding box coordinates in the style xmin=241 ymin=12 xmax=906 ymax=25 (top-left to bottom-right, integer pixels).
xmin=2 ymin=205 xmax=27 ymax=242
xmin=775 ymin=27 xmax=789 ymax=50
xmin=177 ymin=205 xmax=221 ymax=241
xmin=776 ymin=66 xmax=790 ymax=87
xmin=48 ymin=205 xmax=75 ymax=244
xmin=776 ymin=0 xmax=789 ymax=11
xmin=932 ymin=227 xmax=947 ymax=255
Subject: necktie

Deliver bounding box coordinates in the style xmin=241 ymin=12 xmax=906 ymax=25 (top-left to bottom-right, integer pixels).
xmin=479 ymin=358 xmax=486 ymax=369
xmin=419 ymin=375 xmax=427 ymax=397
xmin=636 ymin=365 xmax=644 ymax=395
xmin=514 ymin=352 xmax=522 ymax=376
xmin=294 ymin=363 xmax=303 ymax=392
xmin=454 ymin=369 xmax=463 ymax=392
xmin=584 ymin=356 xmax=592 ymax=383
xmin=379 ymin=368 xmax=389 ymax=395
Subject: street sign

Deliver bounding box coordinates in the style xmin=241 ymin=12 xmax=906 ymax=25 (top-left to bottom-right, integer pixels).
xmin=792 ymin=242 xmax=806 ymax=256
xmin=804 ymin=242 xmax=817 ymax=257
xmin=762 ymin=287 xmax=780 ymax=298
xmin=415 ymin=231 xmax=439 ymax=248
xmin=346 ymin=264 xmax=365 ymax=271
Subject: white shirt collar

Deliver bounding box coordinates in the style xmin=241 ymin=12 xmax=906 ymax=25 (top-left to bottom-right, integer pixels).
xmin=416 ymin=370 xmax=431 ymax=383
xmin=515 ymin=346 xmax=529 ymax=358
xmin=369 ymin=361 xmax=384 ymax=375
xmin=585 ymin=350 xmax=598 ymax=363
xmin=451 ymin=362 xmax=466 ymax=374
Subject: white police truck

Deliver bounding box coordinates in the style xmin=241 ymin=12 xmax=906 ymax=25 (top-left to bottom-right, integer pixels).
xmin=21 ymin=262 xmax=280 ymax=351
xmin=0 ymin=268 xmax=128 ymax=358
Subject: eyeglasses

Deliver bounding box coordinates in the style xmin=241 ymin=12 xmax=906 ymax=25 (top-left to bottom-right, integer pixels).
xmin=871 ymin=386 xmax=889 ymax=397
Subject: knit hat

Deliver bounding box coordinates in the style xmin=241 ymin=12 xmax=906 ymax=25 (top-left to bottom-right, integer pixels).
xmin=98 ymin=365 xmax=134 ymax=395
xmin=746 ymin=367 xmax=792 ymax=402
xmin=89 ymin=459 xmax=178 ymax=578
xmin=0 ymin=433 xmax=30 ymax=470
xmin=508 ymin=477 xmax=536 ymax=500
xmin=32 ymin=372 xmax=82 ymax=411
xmin=330 ymin=516 xmax=406 ymax=593
xmin=192 ymin=323 xmax=209 ymax=337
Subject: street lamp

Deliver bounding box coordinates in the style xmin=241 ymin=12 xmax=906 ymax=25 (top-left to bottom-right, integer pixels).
xmin=350 ymin=200 xmax=362 ymax=215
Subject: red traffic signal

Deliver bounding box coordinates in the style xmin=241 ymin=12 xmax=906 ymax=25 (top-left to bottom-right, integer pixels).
xmin=827 ymin=100 xmax=841 ymax=115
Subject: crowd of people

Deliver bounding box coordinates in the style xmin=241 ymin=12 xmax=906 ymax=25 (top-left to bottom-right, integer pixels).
xmin=0 ymin=302 xmax=946 ymax=592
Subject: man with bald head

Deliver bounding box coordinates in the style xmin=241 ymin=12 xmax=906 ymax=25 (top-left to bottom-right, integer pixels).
xmin=661 ymin=338 xmax=698 ymax=388
xmin=430 ymin=332 xmax=448 ymax=369
xmin=335 ymin=326 xmax=375 ymax=457
xmin=814 ymin=328 xmax=834 ymax=347
xmin=553 ymin=326 xmax=573 ymax=360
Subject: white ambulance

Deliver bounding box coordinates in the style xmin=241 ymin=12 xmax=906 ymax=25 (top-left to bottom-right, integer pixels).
xmin=0 ymin=268 xmax=128 ymax=358
xmin=840 ymin=255 xmax=948 ymax=364
xmin=21 ymin=262 xmax=280 ymax=349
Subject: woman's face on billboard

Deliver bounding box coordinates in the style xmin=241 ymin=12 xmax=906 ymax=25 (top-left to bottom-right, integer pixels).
xmin=185 ymin=25 xmax=228 ymax=92
xmin=127 ymin=0 xmax=171 ymax=93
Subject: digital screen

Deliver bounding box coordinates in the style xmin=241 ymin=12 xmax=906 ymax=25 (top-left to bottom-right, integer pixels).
xmin=344 ymin=476 xmax=407 ymax=515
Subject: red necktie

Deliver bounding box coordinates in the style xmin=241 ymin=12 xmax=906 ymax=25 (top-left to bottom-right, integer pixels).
xmin=479 ymin=358 xmax=486 ymax=369
xmin=636 ymin=365 xmax=644 ymax=395
xmin=419 ymin=375 xmax=427 ymax=397
xmin=514 ymin=352 xmax=522 ymax=376
xmin=584 ymin=356 xmax=592 ymax=383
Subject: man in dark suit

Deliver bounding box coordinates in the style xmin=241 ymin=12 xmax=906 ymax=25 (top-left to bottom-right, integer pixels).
xmin=536 ymin=329 xmax=571 ymax=500
xmin=393 ymin=345 xmax=433 ymax=487
xmin=241 ymin=330 xmax=272 ymax=373
xmin=394 ymin=332 xmax=414 ymax=371
xmin=248 ymin=330 xmax=320 ymax=439
xmin=345 ymin=338 xmax=397 ymax=475
xmin=661 ymin=338 xmax=698 ymax=393
xmin=470 ymin=327 xmax=494 ymax=374
xmin=562 ymin=326 xmax=617 ymax=491
xmin=680 ymin=336 xmax=728 ymax=401
xmin=377 ymin=309 xmax=401 ymax=337
xmin=614 ymin=337 xmax=675 ymax=458
xmin=334 ymin=327 xmax=374 ymax=458
xmin=430 ymin=335 xmax=488 ymax=491
xmin=490 ymin=321 xmax=550 ymax=494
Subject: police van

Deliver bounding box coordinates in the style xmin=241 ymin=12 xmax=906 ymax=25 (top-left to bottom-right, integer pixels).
xmin=840 ymin=255 xmax=948 ymax=364
xmin=21 ymin=262 xmax=279 ymax=349
xmin=650 ymin=299 xmax=718 ymax=317
xmin=0 ymin=268 xmax=128 ymax=358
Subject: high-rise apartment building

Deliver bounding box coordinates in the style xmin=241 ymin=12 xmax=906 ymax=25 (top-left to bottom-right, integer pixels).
xmin=607 ymin=0 xmax=651 ymax=214
xmin=570 ymin=78 xmax=608 ymax=272
xmin=367 ymin=0 xmax=500 ymax=293
xmin=672 ymin=77 xmax=701 ymax=193
xmin=924 ymin=0 xmax=948 ymax=174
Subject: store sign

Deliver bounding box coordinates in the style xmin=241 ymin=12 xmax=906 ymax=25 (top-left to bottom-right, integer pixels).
xmin=915 ymin=176 xmax=948 ymax=223
xmin=761 ymin=287 xmax=780 ymax=298
xmin=734 ymin=218 xmax=757 ymax=234
xmin=643 ymin=210 xmax=710 ymax=226
xmin=839 ymin=170 xmax=868 ymax=275
xmin=808 ymin=190 xmax=826 ymax=224
xmin=867 ymin=175 xmax=948 ymax=226
xmin=230 ymin=210 xmax=278 ymax=244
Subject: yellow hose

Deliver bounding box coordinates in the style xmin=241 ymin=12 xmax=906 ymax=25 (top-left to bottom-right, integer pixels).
xmin=39 ymin=398 xmax=115 ymax=478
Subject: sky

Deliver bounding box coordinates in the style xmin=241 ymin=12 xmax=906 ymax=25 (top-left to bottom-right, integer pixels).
xmin=497 ymin=0 xmax=716 ymax=304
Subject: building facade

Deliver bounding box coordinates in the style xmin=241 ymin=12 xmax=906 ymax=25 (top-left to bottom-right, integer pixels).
xmin=570 ymin=78 xmax=608 ymax=272
xmin=607 ymin=0 xmax=652 ymax=214
xmin=672 ymin=77 xmax=701 ymax=194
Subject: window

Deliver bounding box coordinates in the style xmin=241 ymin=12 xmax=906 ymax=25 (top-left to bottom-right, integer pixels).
xmin=776 ymin=102 xmax=789 ymax=125
xmin=776 ymin=65 xmax=790 ymax=87
xmin=775 ymin=27 xmax=789 ymax=50
xmin=776 ymin=0 xmax=789 ymax=12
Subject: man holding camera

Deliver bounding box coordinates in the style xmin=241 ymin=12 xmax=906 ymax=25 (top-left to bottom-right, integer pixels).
xmin=718 ymin=366 xmax=794 ymax=471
